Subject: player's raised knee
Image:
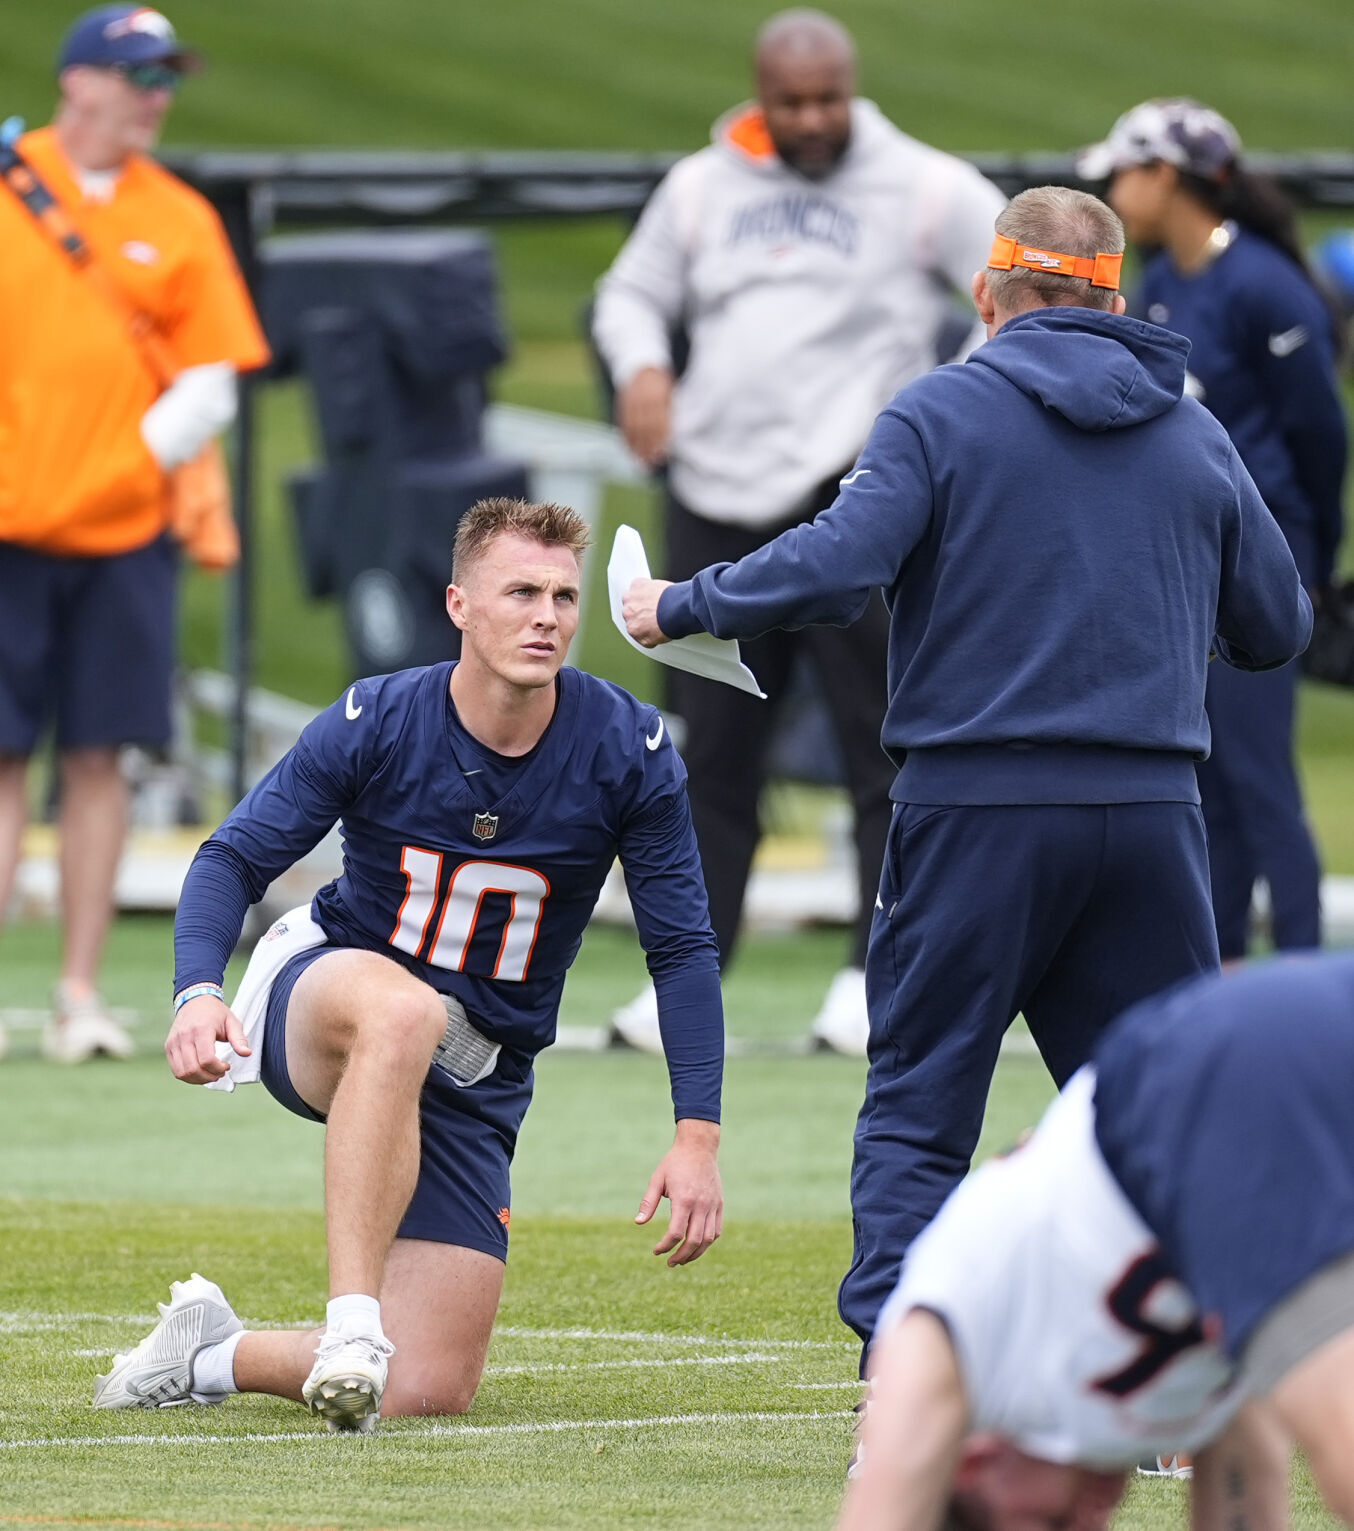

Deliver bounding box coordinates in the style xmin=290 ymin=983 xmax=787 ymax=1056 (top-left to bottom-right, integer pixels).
xmin=356 ymin=984 xmax=445 ymax=1064
xmin=381 ymin=1366 xmax=480 ymax=1418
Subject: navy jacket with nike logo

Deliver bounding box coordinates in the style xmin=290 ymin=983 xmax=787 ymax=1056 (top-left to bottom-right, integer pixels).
xmin=657 ymin=306 xmax=1313 ymax=807
xmin=1138 ymin=227 xmax=1346 ymax=587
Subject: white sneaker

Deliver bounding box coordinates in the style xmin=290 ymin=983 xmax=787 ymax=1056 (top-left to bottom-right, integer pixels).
xmin=809 ymin=968 xmax=869 ymax=1057
xmin=608 ymin=982 xmax=665 ymax=1055
xmin=44 ymin=981 xmax=135 ymax=1063
xmin=1137 ymin=1453 xmax=1194 ymax=1479
xmin=93 ymin=1274 xmax=243 ymax=1409
xmin=302 ymin=1316 xmax=395 ymax=1433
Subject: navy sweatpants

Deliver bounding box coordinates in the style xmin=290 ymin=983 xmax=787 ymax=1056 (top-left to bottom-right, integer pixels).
xmin=838 ymin=799 xmax=1219 ymax=1347
xmin=1196 ymin=658 xmax=1321 ymax=959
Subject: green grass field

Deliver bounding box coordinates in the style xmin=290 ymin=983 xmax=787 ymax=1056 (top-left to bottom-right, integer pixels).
xmin=0 ymin=915 xmax=1342 ymax=1531
xmin=2 ymin=3 xmax=1353 ymax=1525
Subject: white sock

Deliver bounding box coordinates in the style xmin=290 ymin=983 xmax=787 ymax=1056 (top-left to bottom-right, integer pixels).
xmin=190 ymin=1329 xmax=244 ymax=1399
xmin=326 ymin=1293 xmax=383 ymax=1335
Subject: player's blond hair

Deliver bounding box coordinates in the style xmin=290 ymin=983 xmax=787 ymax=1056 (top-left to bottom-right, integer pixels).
xmin=987 ymin=186 xmax=1126 ymax=313
xmin=451 ymin=497 xmax=592 ymax=584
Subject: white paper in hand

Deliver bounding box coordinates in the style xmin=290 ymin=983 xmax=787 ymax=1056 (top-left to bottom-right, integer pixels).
xmin=607 ymin=525 xmax=766 ymax=698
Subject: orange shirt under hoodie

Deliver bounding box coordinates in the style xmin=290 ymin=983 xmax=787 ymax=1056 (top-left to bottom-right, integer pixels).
xmin=0 ymin=126 xmax=270 ymax=557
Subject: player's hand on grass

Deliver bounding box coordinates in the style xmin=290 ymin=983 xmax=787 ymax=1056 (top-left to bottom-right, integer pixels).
xmin=617 ymin=366 xmax=673 ymax=467
xmin=165 ymin=995 xmax=251 ymax=1084
xmin=636 ymin=1117 xmax=722 ymax=1267
xmin=623 ymin=577 xmax=673 ymax=648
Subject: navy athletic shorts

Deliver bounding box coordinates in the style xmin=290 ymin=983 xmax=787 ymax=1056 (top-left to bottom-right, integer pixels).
xmin=1094 ymin=953 xmax=1354 ymax=1359
xmin=262 ymin=945 xmax=535 ymax=1263
xmin=0 ymin=534 xmax=177 ymax=753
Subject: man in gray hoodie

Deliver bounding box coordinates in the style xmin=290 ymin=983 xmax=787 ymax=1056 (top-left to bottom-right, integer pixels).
xmin=593 ymin=9 xmax=1005 ymax=1055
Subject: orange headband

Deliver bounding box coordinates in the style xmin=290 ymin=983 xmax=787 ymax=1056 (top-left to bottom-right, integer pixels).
xmin=988 ymin=233 xmax=1123 ymax=290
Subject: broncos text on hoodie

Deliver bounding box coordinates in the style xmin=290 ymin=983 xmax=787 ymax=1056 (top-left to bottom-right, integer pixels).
xmin=657 ymin=307 xmax=1313 ymax=806
xmin=592 ymin=99 xmax=1006 ymax=526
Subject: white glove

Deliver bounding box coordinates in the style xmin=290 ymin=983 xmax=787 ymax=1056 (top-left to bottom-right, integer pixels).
xmin=140 ymin=362 xmax=238 ymax=470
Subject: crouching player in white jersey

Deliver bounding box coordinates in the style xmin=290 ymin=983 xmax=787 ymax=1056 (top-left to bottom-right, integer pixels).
xmin=94 ymin=497 xmax=724 ymax=1433
xmin=840 ymin=952 xmax=1354 ymax=1531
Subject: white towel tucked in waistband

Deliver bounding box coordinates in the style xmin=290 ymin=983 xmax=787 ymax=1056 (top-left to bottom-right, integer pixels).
xmin=206 ymin=904 xmax=327 ymax=1093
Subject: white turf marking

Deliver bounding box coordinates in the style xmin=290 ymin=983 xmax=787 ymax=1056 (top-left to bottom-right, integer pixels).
xmin=486 ymin=1352 xmax=778 ymax=1376
xmin=71 ymin=1350 xmax=784 ymax=1370
xmin=0 ymin=1311 xmax=159 ymax=1333
xmin=792 ymin=1380 xmax=866 ymax=1390
xmin=0 ymin=1408 xmax=854 ymax=1451
xmin=494 ymin=1324 xmax=854 ymax=1350
xmin=11 ymin=1312 xmax=852 ymax=1351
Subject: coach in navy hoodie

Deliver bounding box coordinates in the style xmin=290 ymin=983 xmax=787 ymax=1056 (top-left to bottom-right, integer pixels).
xmin=624 ymin=186 xmax=1312 ymax=1356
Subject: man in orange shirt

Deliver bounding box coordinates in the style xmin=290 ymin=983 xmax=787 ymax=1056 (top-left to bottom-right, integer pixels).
xmin=0 ymin=5 xmax=269 ymax=1064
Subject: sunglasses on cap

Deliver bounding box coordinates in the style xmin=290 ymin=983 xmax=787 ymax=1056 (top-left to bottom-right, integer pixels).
xmin=108 ymin=60 xmax=182 ymax=92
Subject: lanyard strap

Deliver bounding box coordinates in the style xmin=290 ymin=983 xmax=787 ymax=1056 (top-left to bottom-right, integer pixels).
xmin=0 ymin=129 xmax=179 ymax=385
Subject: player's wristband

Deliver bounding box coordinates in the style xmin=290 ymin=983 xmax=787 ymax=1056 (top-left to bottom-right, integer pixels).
xmin=173 ymin=982 xmax=226 ymax=1014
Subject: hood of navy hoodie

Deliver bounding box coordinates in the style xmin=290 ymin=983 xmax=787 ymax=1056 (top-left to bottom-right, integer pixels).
xmin=970 ymin=307 xmax=1190 ymax=432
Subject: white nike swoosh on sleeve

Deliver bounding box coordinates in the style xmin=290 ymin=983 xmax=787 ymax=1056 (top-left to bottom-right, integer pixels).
xmin=345 ymin=687 xmax=363 ymax=721
xmin=645 ymin=719 xmax=665 ymax=751
xmin=840 ymin=468 xmax=872 ymax=486
xmin=1268 ymin=326 xmax=1309 ymax=357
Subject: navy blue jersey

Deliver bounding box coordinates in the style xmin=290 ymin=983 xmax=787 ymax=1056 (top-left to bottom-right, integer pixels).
xmin=1138 ymin=228 xmax=1347 ymax=585
xmin=175 ymin=663 xmax=723 ymax=1118
xmin=1095 ymin=953 xmax=1354 ymax=1355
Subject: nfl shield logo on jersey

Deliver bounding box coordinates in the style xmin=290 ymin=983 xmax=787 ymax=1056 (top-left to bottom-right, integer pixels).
xmin=473 ymin=812 xmax=499 ymax=842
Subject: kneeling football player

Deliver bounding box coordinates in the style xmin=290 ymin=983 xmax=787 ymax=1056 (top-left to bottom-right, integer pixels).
xmin=96 ymin=498 xmax=724 ymax=1432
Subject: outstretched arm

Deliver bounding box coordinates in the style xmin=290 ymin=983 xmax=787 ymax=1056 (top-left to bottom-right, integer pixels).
xmin=838 ymin=1309 xmax=970 ymax=1531
xmin=643 ymin=408 xmax=935 ymax=646
xmin=1190 ymin=1401 xmax=1290 ymax=1531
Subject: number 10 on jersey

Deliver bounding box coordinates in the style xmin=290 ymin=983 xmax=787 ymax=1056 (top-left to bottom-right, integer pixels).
xmin=390 ymin=847 xmax=550 ymax=982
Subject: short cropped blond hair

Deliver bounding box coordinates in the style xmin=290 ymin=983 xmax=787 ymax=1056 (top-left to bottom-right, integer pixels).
xmin=451 ymin=497 xmax=592 ymax=584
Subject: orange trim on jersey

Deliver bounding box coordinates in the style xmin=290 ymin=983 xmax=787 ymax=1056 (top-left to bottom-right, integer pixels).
xmin=487 ymin=890 xmax=549 ymax=982
xmin=428 ymin=858 xmax=552 ymax=984
xmin=392 ymin=845 xmax=443 ymax=954
xmin=449 ymin=862 xmax=552 ymax=981
xmin=723 ymin=106 xmax=777 ymax=162
xmin=988 ymin=233 xmax=1123 ymax=290
xmin=455 ymin=887 xmax=493 ymax=974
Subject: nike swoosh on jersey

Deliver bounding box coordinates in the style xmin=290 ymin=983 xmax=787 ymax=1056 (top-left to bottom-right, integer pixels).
xmin=345 ymin=687 xmax=363 ymax=721
xmin=645 ymin=718 xmax=665 ymax=751
xmin=840 ymin=468 xmax=872 ymax=486
xmin=1268 ymin=325 xmax=1309 ymax=357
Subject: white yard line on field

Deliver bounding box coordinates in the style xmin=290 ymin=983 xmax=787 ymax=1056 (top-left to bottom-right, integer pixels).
xmin=494 ymin=1324 xmax=855 ymax=1350
xmin=0 ymin=1312 xmax=159 ymax=1333
xmin=0 ymin=1408 xmax=855 ymax=1451
xmin=69 ymin=1350 xmax=785 ymax=1371
xmin=485 ymin=1352 xmax=780 ymax=1375
xmin=10 ymin=1313 xmax=854 ymax=1350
